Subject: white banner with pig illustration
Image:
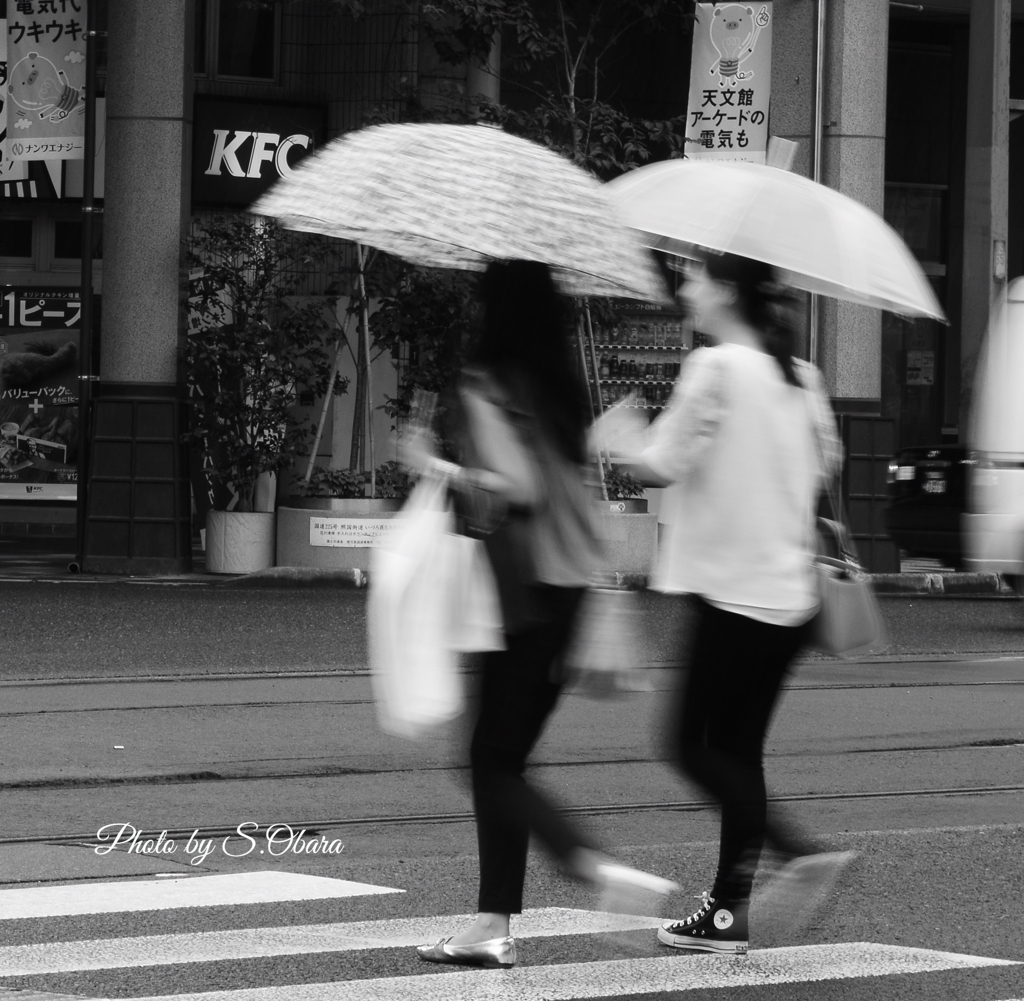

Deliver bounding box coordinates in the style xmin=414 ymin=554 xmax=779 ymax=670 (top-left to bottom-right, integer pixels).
xmin=0 ymin=288 xmax=81 ymax=500
xmin=685 ymin=2 xmax=772 ymax=163
xmin=5 ymin=0 xmax=88 ymax=161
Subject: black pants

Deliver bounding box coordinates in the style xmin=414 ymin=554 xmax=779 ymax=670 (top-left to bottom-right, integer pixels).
xmin=471 ymin=585 xmax=591 ymax=914
xmin=670 ymin=597 xmax=814 ymax=903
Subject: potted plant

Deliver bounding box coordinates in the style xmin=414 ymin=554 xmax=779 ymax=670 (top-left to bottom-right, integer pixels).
xmin=600 ymin=464 xmax=658 ymax=577
xmin=184 ymin=215 xmax=336 ymax=574
xmin=604 ymin=465 xmax=648 ymax=513
xmin=273 ymin=249 xmax=429 ymax=571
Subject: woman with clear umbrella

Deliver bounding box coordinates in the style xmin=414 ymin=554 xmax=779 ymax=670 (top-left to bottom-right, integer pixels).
xmin=594 ymin=251 xmax=853 ymax=955
xmin=402 ymin=260 xmax=677 ymax=970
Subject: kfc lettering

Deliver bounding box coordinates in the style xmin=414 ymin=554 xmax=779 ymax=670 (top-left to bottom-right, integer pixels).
xmin=205 ymin=130 xmax=312 ymax=180
xmin=192 ymin=98 xmax=324 ymax=207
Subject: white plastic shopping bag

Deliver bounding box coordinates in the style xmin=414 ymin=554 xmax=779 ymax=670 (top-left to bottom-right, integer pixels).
xmin=368 ymin=475 xmax=503 ymax=738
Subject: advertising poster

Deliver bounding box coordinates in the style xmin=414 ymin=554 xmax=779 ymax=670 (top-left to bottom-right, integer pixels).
xmin=685 ymin=2 xmax=773 ymax=163
xmin=5 ymin=0 xmax=88 ymax=162
xmin=0 ymin=288 xmax=81 ymax=501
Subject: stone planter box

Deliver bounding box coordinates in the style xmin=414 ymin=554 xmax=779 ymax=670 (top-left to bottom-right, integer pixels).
xmin=599 ymin=509 xmax=658 ymax=575
xmin=277 ymin=498 xmax=403 ymax=570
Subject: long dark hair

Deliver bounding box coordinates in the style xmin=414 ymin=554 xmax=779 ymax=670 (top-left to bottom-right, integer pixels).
xmin=704 ymin=252 xmax=801 ymax=387
xmin=468 ymin=260 xmax=589 ymax=463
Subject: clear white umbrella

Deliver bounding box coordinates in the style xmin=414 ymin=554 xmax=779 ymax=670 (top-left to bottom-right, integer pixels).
xmin=605 ymin=159 xmax=945 ymax=320
xmin=252 ymin=122 xmax=669 ymax=304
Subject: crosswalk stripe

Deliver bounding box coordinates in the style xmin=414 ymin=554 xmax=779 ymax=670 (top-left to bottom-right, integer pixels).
xmin=117 ymin=943 xmax=1021 ymax=1001
xmin=0 ymin=908 xmax=659 ymax=975
xmin=0 ymin=872 xmax=402 ymax=920
xmin=0 ymin=991 xmax=91 ymax=1000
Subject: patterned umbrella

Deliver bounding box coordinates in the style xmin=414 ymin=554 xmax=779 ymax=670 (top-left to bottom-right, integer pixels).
xmin=251 ymin=122 xmax=669 ymax=303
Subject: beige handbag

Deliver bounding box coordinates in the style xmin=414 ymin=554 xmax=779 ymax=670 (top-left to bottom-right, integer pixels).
xmin=809 ymin=479 xmax=887 ymax=658
xmin=811 ymin=518 xmax=887 ymax=657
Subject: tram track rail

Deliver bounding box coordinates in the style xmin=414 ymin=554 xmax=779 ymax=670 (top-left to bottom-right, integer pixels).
xmin=2 ymin=678 xmax=1024 ymax=720
xmin=1 ymin=783 xmax=1022 ymax=848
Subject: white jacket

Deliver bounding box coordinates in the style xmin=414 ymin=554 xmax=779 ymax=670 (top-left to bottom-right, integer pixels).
xmin=642 ymin=344 xmax=842 ymax=622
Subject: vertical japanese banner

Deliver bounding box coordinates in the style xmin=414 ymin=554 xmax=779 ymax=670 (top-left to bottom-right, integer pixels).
xmin=685 ymin=2 xmax=773 ymax=163
xmin=0 ymin=17 xmax=31 ymax=183
xmin=5 ymin=0 xmax=87 ymax=162
xmin=0 ymin=289 xmax=82 ymax=501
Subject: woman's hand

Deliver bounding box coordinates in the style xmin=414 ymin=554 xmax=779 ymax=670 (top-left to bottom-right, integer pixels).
xmin=589 ymin=397 xmax=649 ymax=463
xmin=397 ymin=425 xmax=438 ymax=476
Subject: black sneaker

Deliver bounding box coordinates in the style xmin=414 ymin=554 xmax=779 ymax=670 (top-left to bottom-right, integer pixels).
xmin=657 ymin=890 xmax=749 ymax=955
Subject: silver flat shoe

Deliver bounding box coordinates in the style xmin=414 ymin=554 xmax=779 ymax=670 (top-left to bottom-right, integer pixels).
xmin=416 ymin=935 xmax=517 ymax=968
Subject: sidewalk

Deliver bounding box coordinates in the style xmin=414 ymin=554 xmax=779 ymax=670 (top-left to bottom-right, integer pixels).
xmin=0 ymin=545 xmax=1015 ymax=595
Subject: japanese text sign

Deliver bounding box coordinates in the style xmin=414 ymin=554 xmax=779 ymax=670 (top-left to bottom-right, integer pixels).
xmin=685 ymin=2 xmax=773 ymax=163
xmin=309 ymin=518 xmax=396 ymax=548
xmin=5 ymin=0 xmax=88 ymax=161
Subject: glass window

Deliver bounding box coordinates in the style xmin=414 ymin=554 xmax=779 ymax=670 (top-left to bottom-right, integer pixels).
xmin=0 ymin=220 xmax=33 ymax=258
xmin=195 ymin=0 xmax=208 ymax=75
xmin=217 ymin=0 xmax=276 ymax=79
xmin=54 ymin=219 xmax=104 ymax=260
xmin=885 ymin=185 xmax=946 ymax=264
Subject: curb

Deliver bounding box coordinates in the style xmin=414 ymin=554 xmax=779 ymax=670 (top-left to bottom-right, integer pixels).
xmin=218 ymin=567 xmax=1014 ymax=596
xmin=218 ymin=567 xmax=368 ymax=589
xmin=870 ymin=572 xmax=1010 ymax=596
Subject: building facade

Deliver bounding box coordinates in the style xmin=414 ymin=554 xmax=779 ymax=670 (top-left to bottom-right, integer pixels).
xmin=0 ymin=0 xmax=1019 ymax=571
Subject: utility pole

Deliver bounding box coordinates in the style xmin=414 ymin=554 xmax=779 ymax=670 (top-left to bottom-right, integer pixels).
xmin=72 ymin=0 xmax=102 ymax=572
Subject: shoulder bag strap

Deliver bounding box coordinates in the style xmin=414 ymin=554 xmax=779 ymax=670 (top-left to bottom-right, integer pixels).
xmin=802 ymin=374 xmax=860 ymax=567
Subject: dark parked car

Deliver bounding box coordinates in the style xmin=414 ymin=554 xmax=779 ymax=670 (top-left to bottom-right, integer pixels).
xmin=885 ymin=444 xmax=971 ymax=567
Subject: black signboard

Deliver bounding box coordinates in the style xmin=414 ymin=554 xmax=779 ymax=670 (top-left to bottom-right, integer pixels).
xmin=192 ymin=97 xmax=325 ymax=208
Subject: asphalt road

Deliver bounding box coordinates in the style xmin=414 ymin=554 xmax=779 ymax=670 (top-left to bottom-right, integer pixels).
xmin=1 ymin=583 xmax=1024 ymax=681
xmin=1 ymin=585 xmax=1022 ymax=1000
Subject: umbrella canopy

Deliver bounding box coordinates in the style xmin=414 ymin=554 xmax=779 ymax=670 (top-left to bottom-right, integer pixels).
xmin=252 ymin=122 xmax=669 ymax=303
xmin=605 ymin=159 xmax=945 ymax=321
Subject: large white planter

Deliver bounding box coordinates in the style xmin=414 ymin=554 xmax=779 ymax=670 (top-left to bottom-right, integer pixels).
xmin=205 ymin=511 xmax=276 ymax=574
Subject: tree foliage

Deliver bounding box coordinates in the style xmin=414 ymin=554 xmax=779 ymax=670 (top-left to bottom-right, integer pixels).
xmin=359 ymin=0 xmax=689 ymax=414
xmin=426 ymin=0 xmax=692 ymax=174
xmin=184 ymin=216 xmax=342 ymax=511
xmin=368 ymin=264 xmax=479 ymax=421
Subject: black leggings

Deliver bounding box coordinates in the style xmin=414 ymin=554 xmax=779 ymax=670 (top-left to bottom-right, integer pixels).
xmin=670 ymin=597 xmax=814 ymax=902
xmin=470 ymin=585 xmax=592 ymax=914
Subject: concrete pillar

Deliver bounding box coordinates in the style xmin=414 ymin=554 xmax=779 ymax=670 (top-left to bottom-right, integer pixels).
xmin=103 ymin=1 xmax=192 ymax=384
xmin=818 ymin=0 xmax=889 ymax=409
xmin=768 ymin=0 xmax=817 ymax=180
xmin=83 ymin=0 xmax=193 ymax=572
xmin=771 ymin=0 xmax=888 ymax=407
xmin=960 ymin=0 xmax=1011 ymax=428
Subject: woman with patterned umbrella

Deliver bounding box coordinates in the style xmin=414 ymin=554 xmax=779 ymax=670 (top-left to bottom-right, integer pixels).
xmin=252 ymin=121 xmax=668 ymax=303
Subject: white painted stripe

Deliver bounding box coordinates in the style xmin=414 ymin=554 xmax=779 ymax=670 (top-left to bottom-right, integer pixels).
xmin=125 ymin=943 xmax=1020 ymax=1001
xmin=0 ymin=991 xmax=89 ymax=1000
xmin=0 ymin=908 xmax=658 ymax=975
xmin=0 ymin=872 xmax=402 ymax=920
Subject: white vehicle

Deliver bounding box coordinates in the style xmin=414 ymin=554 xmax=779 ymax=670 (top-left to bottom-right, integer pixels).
xmin=963 ymin=276 xmax=1024 ymax=587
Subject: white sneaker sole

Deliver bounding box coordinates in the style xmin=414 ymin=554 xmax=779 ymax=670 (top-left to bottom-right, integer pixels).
xmin=657 ymin=926 xmax=748 ymax=954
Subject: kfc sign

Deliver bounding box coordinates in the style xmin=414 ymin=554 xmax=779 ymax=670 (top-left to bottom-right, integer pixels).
xmin=192 ymin=98 xmax=324 ymax=207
